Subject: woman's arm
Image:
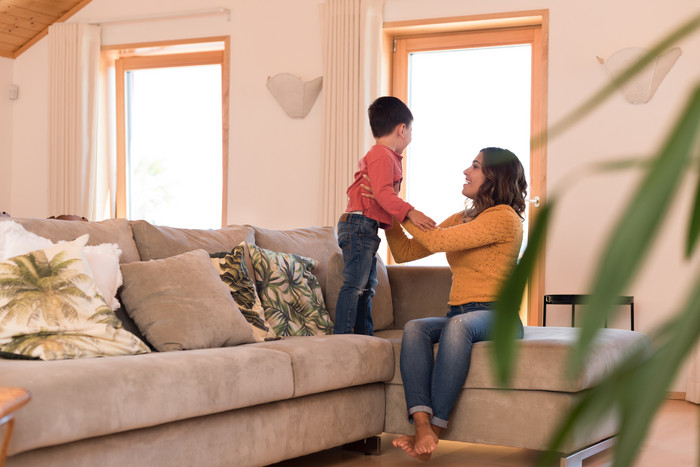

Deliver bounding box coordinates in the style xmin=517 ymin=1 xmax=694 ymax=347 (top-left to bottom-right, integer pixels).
xmin=401 ymin=206 xmax=521 ymax=253
xmin=385 ymin=215 xmax=456 ymax=263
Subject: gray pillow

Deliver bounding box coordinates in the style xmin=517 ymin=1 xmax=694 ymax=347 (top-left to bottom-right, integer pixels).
xmin=120 ymin=249 xmax=255 ymax=351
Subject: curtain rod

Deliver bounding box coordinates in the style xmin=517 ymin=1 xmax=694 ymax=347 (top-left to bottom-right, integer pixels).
xmin=89 ymin=7 xmax=231 ymax=26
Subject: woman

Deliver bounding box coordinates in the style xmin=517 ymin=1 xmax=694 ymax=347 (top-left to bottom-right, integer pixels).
xmin=381 ymin=147 xmax=527 ymax=460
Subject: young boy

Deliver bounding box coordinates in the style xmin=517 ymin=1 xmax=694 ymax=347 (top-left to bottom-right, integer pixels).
xmin=334 ymin=96 xmax=435 ymax=335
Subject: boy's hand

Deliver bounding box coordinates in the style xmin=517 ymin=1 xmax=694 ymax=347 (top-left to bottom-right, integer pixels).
xmin=407 ymin=209 xmax=436 ymax=231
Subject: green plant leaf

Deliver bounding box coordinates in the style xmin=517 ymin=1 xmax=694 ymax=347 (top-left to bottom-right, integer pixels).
xmin=573 ymin=84 xmax=700 ymax=372
xmin=492 ymin=201 xmax=554 ymax=385
xmin=686 ymin=169 xmax=700 ymax=257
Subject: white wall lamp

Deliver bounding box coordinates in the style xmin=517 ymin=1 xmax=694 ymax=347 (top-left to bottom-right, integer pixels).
xmin=266 ymin=73 xmax=323 ymax=119
xmin=596 ymin=47 xmax=682 ymax=104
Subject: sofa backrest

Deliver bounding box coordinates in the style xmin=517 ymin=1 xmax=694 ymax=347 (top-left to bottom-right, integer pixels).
xmin=0 ymin=217 xmax=140 ymax=263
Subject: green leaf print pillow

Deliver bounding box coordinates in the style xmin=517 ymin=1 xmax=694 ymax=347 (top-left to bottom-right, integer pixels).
xmin=249 ymin=244 xmax=333 ymax=337
xmin=211 ymin=242 xmax=277 ymax=342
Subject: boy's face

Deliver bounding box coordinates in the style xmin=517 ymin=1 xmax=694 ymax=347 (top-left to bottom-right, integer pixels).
xmin=396 ymin=122 xmax=413 ymax=154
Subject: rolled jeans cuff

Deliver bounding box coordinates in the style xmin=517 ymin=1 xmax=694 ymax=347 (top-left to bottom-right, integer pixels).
xmin=408 ymin=405 xmax=433 ymax=422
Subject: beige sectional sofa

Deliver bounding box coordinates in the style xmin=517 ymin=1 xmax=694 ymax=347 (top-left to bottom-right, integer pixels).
xmin=0 ymin=217 xmax=651 ymax=467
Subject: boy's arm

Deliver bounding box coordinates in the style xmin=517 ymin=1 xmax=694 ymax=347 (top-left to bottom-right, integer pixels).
xmin=365 ymin=155 xmax=413 ymax=222
xmin=361 ymin=171 xmax=436 ymax=231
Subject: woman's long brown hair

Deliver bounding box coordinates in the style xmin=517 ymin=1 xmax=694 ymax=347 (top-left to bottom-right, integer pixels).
xmin=464 ymin=147 xmax=528 ymax=221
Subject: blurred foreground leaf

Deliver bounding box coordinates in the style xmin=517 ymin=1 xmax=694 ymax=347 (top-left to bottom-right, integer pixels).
xmin=537 ymin=267 xmax=700 ymax=467
xmin=573 ymin=84 xmax=700 ymax=372
xmin=493 ymin=201 xmax=553 ymax=385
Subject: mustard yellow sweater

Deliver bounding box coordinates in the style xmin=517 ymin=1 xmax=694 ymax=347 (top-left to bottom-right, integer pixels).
xmin=385 ymin=204 xmax=523 ymax=306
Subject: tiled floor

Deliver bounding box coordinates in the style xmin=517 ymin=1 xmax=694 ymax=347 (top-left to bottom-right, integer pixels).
xmin=272 ymin=399 xmax=698 ymax=466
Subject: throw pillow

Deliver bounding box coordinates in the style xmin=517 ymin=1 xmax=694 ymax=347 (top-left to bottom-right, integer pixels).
xmin=119 ymin=249 xmax=256 ymax=351
xmin=0 ymin=220 xmax=124 ymax=311
xmin=0 ymin=235 xmax=150 ymax=360
xmin=249 ymin=244 xmax=333 ymax=337
xmin=211 ymin=242 xmax=277 ymax=342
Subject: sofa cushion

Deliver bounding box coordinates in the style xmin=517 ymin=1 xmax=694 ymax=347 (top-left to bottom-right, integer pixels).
xmin=249 ymin=225 xmax=340 ymax=302
xmin=251 ymin=334 xmax=393 ymax=397
xmin=1 ymin=217 xmax=140 ymax=263
xmin=249 ymin=244 xmax=333 ymax=337
xmin=377 ymin=326 xmax=651 ymax=392
xmin=0 ymin=236 xmax=150 ymax=360
xmin=2 ymin=346 xmax=295 ymax=456
xmin=325 ymin=251 xmax=393 ymax=331
xmin=130 ymin=220 xmax=255 ymax=272
xmin=120 ymin=249 xmax=256 ymax=351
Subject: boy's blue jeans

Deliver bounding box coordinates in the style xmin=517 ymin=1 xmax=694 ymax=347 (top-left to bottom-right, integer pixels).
xmin=400 ymin=302 xmax=524 ymax=428
xmin=334 ymin=213 xmax=380 ymax=335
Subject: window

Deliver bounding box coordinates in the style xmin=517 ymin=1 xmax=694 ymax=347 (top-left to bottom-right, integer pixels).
xmin=385 ymin=11 xmax=548 ymax=324
xmin=109 ymin=38 xmax=229 ymax=229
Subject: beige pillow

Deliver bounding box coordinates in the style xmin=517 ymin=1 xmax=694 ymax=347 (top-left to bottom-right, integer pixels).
xmin=325 ymin=252 xmax=394 ymax=331
xmin=120 ymin=249 xmax=255 ymax=351
xmin=130 ymin=220 xmax=256 ymax=272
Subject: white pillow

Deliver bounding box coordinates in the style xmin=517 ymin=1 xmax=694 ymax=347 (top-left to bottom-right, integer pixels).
xmin=0 ymin=220 xmax=123 ymax=310
xmin=0 ymin=220 xmax=53 ymax=258
xmin=83 ymin=243 xmax=123 ymax=311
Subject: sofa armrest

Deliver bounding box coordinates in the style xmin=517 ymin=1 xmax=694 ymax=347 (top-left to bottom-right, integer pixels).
xmin=386 ymin=265 xmax=451 ymax=329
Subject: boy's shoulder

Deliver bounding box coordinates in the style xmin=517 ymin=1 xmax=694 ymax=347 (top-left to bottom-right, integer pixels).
xmin=364 ymin=144 xmax=399 ymax=161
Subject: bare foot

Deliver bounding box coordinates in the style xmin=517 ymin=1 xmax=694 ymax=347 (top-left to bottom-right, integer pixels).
xmin=413 ymin=422 xmax=439 ymax=457
xmin=392 ymin=435 xmax=432 ymax=461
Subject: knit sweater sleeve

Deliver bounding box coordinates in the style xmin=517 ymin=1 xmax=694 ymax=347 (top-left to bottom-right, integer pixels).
xmin=385 ymin=215 xmax=457 ymax=263
xmin=401 ymin=205 xmax=521 ymax=253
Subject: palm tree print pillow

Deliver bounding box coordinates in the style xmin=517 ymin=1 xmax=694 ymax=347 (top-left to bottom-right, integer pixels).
xmin=249 ymin=244 xmax=333 ymax=337
xmin=211 ymin=242 xmax=277 ymax=342
xmin=0 ymin=235 xmax=151 ymax=360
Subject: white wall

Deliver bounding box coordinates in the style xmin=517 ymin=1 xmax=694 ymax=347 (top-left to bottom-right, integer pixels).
xmin=10 ymin=0 xmax=325 ymax=227
xmin=7 ymin=0 xmax=700 ymax=391
xmin=0 ymin=56 xmax=14 ymax=213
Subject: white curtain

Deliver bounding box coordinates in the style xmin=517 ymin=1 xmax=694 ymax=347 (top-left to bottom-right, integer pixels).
xmin=686 ymin=344 xmax=700 ymax=404
xmin=48 ymin=23 xmax=102 ymax=220
xmin=319 ymin=0 xmax=384 ymax=227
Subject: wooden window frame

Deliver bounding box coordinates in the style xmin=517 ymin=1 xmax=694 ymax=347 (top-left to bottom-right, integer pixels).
xmin=111 ymin=37 xmax=230 ymax=226
xmin=384 ymin=11 xmax=548 ymax=325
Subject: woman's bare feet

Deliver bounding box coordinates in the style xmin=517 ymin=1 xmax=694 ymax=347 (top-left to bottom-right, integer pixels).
xmin=393 ymin=412 xmax=441 ymax=461
xmin=392 ymin=435 xmax=432 ymax=461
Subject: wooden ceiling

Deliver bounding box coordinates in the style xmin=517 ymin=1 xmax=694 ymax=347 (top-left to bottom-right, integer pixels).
xmin=0 ymin=0 xmax=92 ymax=59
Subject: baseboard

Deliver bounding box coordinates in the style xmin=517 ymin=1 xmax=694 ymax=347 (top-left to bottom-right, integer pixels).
xmin=667 ymin=391 xmax=686 ymax=400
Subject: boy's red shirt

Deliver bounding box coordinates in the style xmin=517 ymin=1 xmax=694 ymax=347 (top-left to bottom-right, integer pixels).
xmin=345 ymin=144 xmax=413 ymax=229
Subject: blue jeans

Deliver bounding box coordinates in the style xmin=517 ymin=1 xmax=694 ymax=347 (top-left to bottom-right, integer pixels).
xmin=334 ymin=214 xmax=380 ymax=335
xmin=399 ymin=302 xmax=524 ymax=428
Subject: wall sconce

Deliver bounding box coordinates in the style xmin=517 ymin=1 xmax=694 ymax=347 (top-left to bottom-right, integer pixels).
xmin=596 ymin=47 xmax=682 ymax=104
xmin=266 ymin=73 xmax=323 ymax=118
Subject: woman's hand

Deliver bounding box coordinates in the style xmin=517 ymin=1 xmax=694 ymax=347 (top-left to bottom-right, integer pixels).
xmin=360 ymin=174 xmax=375 ymax=199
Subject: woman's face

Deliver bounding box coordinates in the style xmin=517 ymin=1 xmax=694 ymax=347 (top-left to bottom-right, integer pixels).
xmin=462 ymin=152 xmax=485 ymax=199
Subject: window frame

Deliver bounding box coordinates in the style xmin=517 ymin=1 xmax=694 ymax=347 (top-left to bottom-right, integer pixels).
xmin=384 ymin=11 xmax=549 ymax=325
xmin=111 ymin=37 xmax=230 ymax=226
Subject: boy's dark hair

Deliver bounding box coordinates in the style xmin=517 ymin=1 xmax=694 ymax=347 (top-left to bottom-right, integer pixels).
xmin=368 ymin=96 xmax=413 ymax=138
